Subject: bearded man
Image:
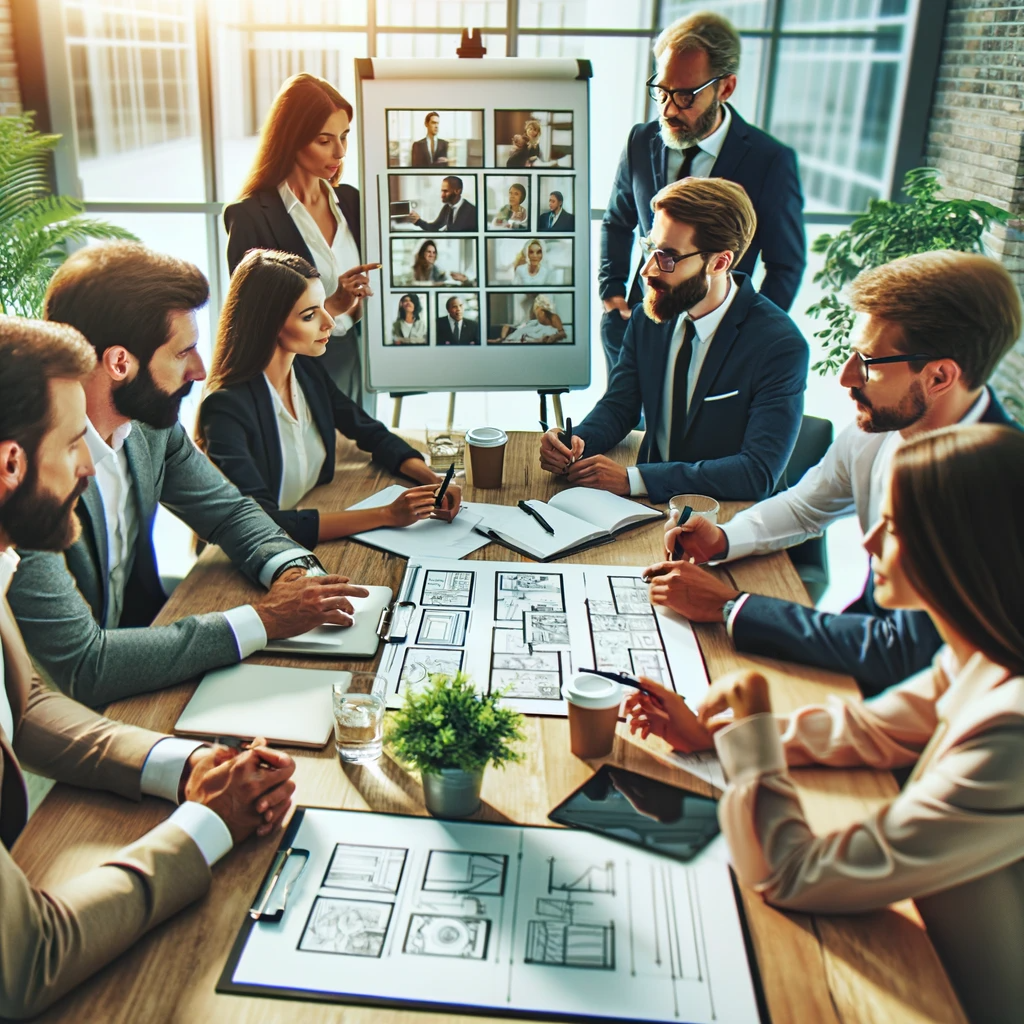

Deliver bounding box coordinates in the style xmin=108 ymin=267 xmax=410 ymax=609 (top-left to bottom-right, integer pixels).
xmin=540 ymin=175 xmax=808 ymax=503
xmin=598 ymin=10 xmax=805 ymax=375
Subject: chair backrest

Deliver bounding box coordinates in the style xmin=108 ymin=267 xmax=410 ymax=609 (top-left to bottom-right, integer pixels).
xmin=777 ymin=414 xmax=833 ymax=492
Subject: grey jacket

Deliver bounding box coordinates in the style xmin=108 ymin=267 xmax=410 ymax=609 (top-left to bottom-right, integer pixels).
xmin=8 ymin=421 xmax=305 ymax=706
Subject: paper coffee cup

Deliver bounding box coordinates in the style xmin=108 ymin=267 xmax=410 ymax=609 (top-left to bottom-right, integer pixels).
xmin=465 ymin=427 xmax=508 ymax=489
xmin=668 ymin=493 xmax=720 ymax=525
xmin=565 ymin=673 xmax=622 ymax=759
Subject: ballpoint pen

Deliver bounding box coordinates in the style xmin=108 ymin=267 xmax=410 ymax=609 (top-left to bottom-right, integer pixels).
xmin=517 ymin=499 xmax=555 ymax=535
xmin=434 ymin=462 xmax=456 ymax=508
xmin=672 ymin=504 xmax=693 ymax=560
xmin=561 ymin=417 xmax=574 ymax=465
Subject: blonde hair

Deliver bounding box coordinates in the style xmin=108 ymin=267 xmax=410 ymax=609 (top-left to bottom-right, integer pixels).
xmin=654 ymin=12 xmax=741 ymax=78
xmin=651 ymin=177 xmax=756 ymax=264
xmin=533 ymin=295 xmax=555 ymax=315
xmin=850 ymin=251 xmax=1022 ymax=390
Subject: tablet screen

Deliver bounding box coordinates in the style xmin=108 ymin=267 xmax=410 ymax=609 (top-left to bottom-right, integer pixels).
xmin=548 ymin=764 xmax=721 ymax=863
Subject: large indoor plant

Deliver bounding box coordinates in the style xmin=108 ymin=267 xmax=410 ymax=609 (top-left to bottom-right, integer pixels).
xmin=387 ymin=672 xmax=525 ymax=818
xmin=0 ymin=112 xmax=135 ymax=317
xmin=807 ymin=166 xmax=1010 ymax=374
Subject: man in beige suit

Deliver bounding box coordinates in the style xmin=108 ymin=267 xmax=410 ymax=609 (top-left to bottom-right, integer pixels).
xmin=0 ymin=315 xmax=297 ymax=1019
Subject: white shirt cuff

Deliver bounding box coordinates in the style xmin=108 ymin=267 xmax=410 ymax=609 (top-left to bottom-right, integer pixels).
xmin=258 ymin=548 xmax=312 ymax=589
xmin=714 ymin=712 xmax=787 ymax=783
xmin=224 ymin=604 xmax=268 ymax=660
xmin=718 ymin=517 xmax=757 ymax=563
xmin=725 ymin=592 xmax=753 ymax=639
xmin=626 ymin=466 xmax=648 ymax=496
xmin=140 ymin=737 xmax=207 ymax=804
xmin=168 ymin=801 xmax=234 ymax=866
xmin=334 ymin=313 xmax=355 ymax=336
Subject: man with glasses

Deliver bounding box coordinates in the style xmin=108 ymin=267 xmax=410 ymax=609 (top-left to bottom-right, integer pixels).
xmin=600 ymin=11 xmax=805 ymax=374
xmin=645 ymin=250 xmax=1022 ymax=694
xmin=539 ymin=176 xmax=808 ymax=503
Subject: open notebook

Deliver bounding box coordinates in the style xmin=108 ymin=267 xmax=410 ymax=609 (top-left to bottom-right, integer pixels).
xmin=472 ymin=487 xmax=662 ymax=561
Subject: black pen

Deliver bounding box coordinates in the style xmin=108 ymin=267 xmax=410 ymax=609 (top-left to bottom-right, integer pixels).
xmin=517 ymin=499 xmax=555 ymax=535
xmin=434 ymin=462 xmax=456 ymax=508
xmin=673 ymin=504 xmax=693 ymax=560
xmin=560 ymin=417 xmax=573 ymax=461
xmin=577 ymin=668 xmax=666 ymax=704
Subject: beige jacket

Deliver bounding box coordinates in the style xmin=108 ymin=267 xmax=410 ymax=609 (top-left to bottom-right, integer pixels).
xmin=0 ymin=596 xmax=211 ymax=1020
xmin=715 ymin=649 xmax=1024 ymax=1024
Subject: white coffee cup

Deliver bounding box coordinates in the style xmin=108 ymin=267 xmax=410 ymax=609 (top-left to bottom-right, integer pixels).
xmin=668 ymin=493 xmax=720 ymax=526
xmin=564 ymin=673 xmax=622 ymax=759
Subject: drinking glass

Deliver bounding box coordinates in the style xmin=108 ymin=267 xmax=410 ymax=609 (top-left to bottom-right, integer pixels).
xmin=426 ymin=428 xmax=466 ymax=474
xmin=333 ymin=673 xmax=387 ymax=764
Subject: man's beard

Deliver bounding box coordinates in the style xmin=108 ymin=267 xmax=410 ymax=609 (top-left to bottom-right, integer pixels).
xmin=0 ymin=469 xmax=89 ymax=551
xmin=659 ymin=94 xmax=721 ymax=151
xmin=850 ymin=378 xmax=928 ymax=433
xmin=114 ymin=362 xmax=192 ymax=429
xmin=643 ymin=267 xmax=710 ymax=324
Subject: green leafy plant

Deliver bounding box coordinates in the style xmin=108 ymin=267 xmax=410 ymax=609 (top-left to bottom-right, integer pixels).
xmin=807 ymin=166 xmax=1011 ymax=374
xmin=0 ymin=112 xmax=136 ymax=318
xmin=387 ymin=672 xmax=525 ymax=775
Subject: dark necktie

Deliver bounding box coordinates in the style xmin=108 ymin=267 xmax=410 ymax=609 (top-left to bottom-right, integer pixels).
xmin=455 ymin=320 xmax=461 ymax=342
xmin=676 ymin=145 xmax=699 ymax=180
xmin=668 ymin=319 xmax=696 ymax=462
xmin=442 ymin=204 xmax=453 ymax=230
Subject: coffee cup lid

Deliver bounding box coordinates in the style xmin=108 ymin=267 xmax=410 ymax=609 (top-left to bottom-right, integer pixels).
xmin=466 ymin=427 xmax=508 ymax=448
xmin=565 ymin=673 xmax=623 ymax=710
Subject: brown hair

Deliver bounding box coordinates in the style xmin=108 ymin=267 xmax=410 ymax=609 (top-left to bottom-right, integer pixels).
xmin=654 ymin=12 xmax=741 ymax=78
xmin=890 ymin=424 xmax=1024 ymax=675
xmin=413 ymin=239 xmax=439 ymax=281
xmin=651 ymin=177 xmax=756 ymax=265
xmin=0 ymin=316 xmax=96 ymax=460
xmin=44 ymin=242 xmax=209 ymax=365
xmin=240 ymin=73 xmax=353 ymax=197
xmin=850 ymin=251 xmax=1022 ymax=390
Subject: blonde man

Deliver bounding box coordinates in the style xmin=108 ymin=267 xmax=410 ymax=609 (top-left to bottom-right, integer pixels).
xmin=541 ymin=176 xmax=808 ymax=502
xmin=649 ymin=250 xmax=1022 ymax=695
xmin=600 ymin=10 xmax=805 ymax=373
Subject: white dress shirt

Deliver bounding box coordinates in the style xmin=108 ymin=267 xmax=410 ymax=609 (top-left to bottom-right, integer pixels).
xmin=264 ymin=371 xmax=327 ymax=511
xmin=0 ymin=548 xmax=21 ymax=742
xmin=278 ymin=181 xmax=360 ymax=336
xmin=628 ymin=276 xmax=739 ymax=496
xmin=514 ymin=261 xmax=556 ymax=286
xmin=665 ymin=103 xmax=733 ymax=181
xmin=84 ymin=418 xmax=269 ymax=660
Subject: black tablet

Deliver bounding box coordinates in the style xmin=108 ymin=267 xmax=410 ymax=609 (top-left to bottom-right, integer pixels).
xmin=548 ymin=764 xmax=721 ymax=863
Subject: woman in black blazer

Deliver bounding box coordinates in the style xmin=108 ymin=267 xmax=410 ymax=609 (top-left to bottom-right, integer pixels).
xmin=198 ymin=250 xmax=459 ymax=549
xmin=223 ymin=73 xmax=378 ymax=409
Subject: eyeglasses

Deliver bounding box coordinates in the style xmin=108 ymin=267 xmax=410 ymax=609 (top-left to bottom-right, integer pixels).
xmin=851 ymin=350 xmax=950 ymax=384
xmin=639 ymin=236 xmax=708 ymax=273
xmin=646 ymin=74 xmax=723 ymax=110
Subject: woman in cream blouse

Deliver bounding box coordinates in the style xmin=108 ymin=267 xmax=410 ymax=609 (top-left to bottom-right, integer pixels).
xmin=627 ymin=424 xmax=1024 ymax=1024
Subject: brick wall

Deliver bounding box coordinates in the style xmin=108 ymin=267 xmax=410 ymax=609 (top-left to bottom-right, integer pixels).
xmin=926 ymin=0 xmax=1024 ymax=423
xmin=0 ymin=0 xmax=21 ymax=115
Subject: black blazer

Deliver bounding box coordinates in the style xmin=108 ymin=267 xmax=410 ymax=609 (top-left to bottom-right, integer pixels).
xmin=411 ymin=137 xmax=449 ymax=167
xmin=436 ymin=317 xmax=480 ymax=345
xmin=223 ymin=184 xmax=361 ymax=274
xmin=539 ymin=209 xmax=575 ymax=232
xmin=199 ymin=356 xmax=422 ymax=549
xmin=416 ymin=199 xmax=477 ymax=233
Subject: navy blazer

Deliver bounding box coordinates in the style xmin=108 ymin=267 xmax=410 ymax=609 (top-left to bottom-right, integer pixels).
xmin=416 ymin=199 xmax=477 ymax=233
xmin=732 ymin=389 xmax=1021 ymax=695
xmin=411 ymin=136 xmax=449 ymax=167
xmin=223 ymin=184 xmax=361 ymax=274
xmin=575 ymin=274 xmax=808 ymax=503
xmin=198 ymin=356 xmax=423 ymax=550
xmin=600 ymin=106 xmax=805 ymax=312
xmin=539 ymin=209 xmax=575 ymax=232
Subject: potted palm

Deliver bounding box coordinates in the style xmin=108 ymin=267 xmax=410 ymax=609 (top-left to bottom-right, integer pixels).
xmin=387 ymin=672 xmax=525 ymax=818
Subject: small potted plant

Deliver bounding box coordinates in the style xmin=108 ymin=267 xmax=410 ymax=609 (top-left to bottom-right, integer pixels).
xmin=387 ymin=672 xmax=525 ymax=818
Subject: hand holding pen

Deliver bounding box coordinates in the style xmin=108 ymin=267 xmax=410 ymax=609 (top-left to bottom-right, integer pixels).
xmin=431 ymin=463 xmax=460 ymax=522
xmin=620 ymin=676 xmax=715 ymax=753
xmin=662 ymin=506 xmax=729 ymax=565
xmin=539 ymin=424 xmax=585 ymax=476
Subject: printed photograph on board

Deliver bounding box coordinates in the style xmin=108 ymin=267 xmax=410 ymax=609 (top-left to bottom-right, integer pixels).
xmin=494 ymin=110 xmax=573 ymax=168
xmin=435 ymin=293 xmax=481 ymax=346
xmin=384 ymin=292 xmax=430 ymax=346
xmin=485 ymin=176 xmax=531 ymax=231
xmin=486 ymin=236 xmax=573 ymax=287
xmin=537 ymin=175 xmax=575 ymax=232
xmin=486 ymin=292 xmax=573 ymax=345
xmin=390 ymin=237 xmax=478 ymax=289
xmin=388 ymin=174 xmax=478 ymax=233
xmin=387 ymin=109 xmax=485 ymax=168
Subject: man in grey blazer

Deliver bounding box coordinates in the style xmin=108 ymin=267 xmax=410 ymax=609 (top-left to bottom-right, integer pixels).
xmin=8 ymin=243 xmax=369 ymax=707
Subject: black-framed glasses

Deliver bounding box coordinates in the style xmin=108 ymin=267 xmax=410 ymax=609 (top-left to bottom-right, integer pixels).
xmin=646 ymin=74 xmax=723 ymax=110
xmin=639 ymin=236 xmax=708 ymax=273
xmin=852 ymin=350 xmax=950 ymax=384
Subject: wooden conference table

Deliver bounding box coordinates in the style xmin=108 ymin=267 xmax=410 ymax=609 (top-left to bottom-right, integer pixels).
xmin=14 ymin=431 xmax=966 ymax=1024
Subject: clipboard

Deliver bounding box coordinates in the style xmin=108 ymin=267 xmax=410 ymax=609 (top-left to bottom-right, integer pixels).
xmin=376 ymin=561 xmax=421 ymax=644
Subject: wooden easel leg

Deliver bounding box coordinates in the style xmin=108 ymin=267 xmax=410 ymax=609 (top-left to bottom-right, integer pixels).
xmin=446 ymin=392 xmax=456 ymax=432
xmin=551 ymin=394 xmax=564 ymax=432
xmin=391 ymin=395 xmax=403 ymax=429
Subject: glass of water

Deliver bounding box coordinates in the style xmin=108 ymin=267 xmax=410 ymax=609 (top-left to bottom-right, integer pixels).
xmin=333 ymin=673 xmax=386 ymax=763
xmin=426 ymin=428 xmax=466 ymax=474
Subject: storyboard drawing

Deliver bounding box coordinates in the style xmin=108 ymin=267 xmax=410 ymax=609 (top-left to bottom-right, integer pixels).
xmin=323 ymin=844 xmax=408 ymax=894
xmin=421 ymin=570 xmax=475 ymax=607
xmin=298 ymin=897 xmax=393 ymax=957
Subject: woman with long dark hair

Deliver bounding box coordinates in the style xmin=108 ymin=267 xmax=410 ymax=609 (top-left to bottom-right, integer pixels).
xmin=627 ymin=423 xmax=1024 ymax=1024
xmin=198 ymin=250 xmax=459 ymax=549
xmin=224 ymin=73 xmax=376 ymax=409
xmin=391 ymin=293 xmax=427 ymax=344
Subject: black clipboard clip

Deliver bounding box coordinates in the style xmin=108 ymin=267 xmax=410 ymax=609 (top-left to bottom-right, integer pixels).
xmin=249 ymin=846 xmax=310 ymax=922
xmin=377 ymin=562 xmax=421 ymax=644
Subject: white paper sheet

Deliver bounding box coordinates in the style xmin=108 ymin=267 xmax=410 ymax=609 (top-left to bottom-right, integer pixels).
xmin=227 ymin=808 xmax=759 ymax=1023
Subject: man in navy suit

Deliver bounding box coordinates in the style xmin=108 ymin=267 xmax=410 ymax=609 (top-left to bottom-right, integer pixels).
xmin=540 ymin=176 xmax=807 ymax=504
xmin=436 ymin=296 xmax=480 ymax=345
xmin=408 ymin=176 xmax=477 ymax=233
xmin=539 ymin=191 xmax=575 ymax=232
xmin=410 ymin=112 xmax=450 ymax=167
xmin=600 ymin=12 xmax=805 ymax=373
xmin=645 ymin=250 xmax=1023 ymax=695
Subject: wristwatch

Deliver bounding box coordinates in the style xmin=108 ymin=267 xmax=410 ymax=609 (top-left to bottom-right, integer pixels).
xmin=270 ymin=554 xmax=328 ymax=584
xmin=721 ymin=594 xmax=747 ymax=626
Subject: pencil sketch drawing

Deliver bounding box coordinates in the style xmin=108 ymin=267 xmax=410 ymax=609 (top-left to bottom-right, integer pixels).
xmin=399 ymin=647 xmax=464 ymax=689
xmin=421 ymin=570 xmax=475 ymax=607
xmin=404 ymin=914 xmax=491 ymax=959
xmin=494 ymin=572 xmax=565 ymax=621
xmin=323 ymin=843 xmax=407 ymax=894
xmin=416 ymin=609 xmax=468 ymax=646
xmin=423 ymin=851 xmax=508 ymax=896
xmin=609 ymin=576 xmax=651 ymax=615
xmin=548 ymin=858 xmax=616 ymax=895
xmin=524 ymin=611 xmax=571 ymax=649
xmin=298 ymin=897 xmax=393 ymax=957
xmin=490 ymin=668 xmax=562 ymax=700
